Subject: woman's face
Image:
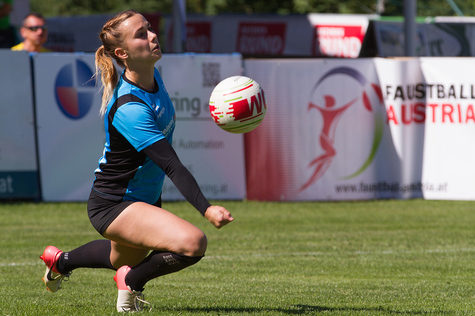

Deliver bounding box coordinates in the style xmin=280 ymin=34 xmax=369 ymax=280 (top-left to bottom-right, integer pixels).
xmin=116 ymin=14 xmax=162 ymax=65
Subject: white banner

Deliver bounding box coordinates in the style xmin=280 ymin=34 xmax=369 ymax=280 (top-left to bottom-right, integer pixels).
xmin=420 ymin=57 xmax=475 ymax=199
xmin=33 ymin=53 xmax=244 ymax=201
xmin=245 ymin=58 xmax=394 ymax=200
xmin=374 ymin=58 xmax=426 ymax=199
xmin=0 ymin=50 xmax=40 ymax=199
xmin=33 ymin=53 xmax=104 ymax=201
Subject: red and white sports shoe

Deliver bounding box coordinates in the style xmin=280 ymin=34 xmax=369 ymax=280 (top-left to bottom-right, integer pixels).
xmin=40 ymin=245 xmax=71 ymax=293
xmin=114 ymin=265 xmax=150 ymax=312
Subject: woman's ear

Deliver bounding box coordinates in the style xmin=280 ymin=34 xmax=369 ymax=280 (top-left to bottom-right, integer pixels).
xmin=114 ymin=47 xmax=128 ymax=61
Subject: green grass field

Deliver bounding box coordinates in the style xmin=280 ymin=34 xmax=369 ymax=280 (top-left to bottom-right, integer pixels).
xmin=1 ymin=199 xmax=474 ymax=315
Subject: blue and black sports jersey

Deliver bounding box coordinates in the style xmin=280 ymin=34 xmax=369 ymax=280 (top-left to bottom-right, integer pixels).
xmin=92 ymin=68 xmax=176 ymax=204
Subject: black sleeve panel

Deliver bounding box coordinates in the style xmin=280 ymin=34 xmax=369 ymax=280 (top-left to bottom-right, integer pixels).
xmin=143 ymin=139 xmax=211 ymax=215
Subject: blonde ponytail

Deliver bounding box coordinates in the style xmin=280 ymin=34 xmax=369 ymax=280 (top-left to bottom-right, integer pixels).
xmin=95 ymin=45 xmax=118 ymax=116
xmin=95 ymin=10 xmax=139 ymax=116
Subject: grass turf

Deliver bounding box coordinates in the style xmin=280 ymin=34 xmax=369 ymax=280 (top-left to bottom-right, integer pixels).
xmin=0 ymin=199 xmax=474 ymax=315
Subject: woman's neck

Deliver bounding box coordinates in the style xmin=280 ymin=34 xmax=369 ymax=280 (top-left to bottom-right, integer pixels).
xmin=124 ymin=66 xmax=155 ymax=91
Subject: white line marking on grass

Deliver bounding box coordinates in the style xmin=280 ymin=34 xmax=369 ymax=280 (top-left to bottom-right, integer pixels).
xmin=0 ymin=262 xmax=43 ymax=267
xmin=205 ymin=247 xmax=475 ymax=260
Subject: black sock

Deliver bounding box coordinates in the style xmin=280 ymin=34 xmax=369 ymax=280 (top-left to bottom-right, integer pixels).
xmin=56 ymin=239 xmax=114 ymax=273
xmin=125 ymin=251 xmax=203 ymax=291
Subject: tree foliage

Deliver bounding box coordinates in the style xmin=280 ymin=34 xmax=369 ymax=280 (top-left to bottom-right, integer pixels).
xmin=31 ymin=0 xmax=474 ymax=17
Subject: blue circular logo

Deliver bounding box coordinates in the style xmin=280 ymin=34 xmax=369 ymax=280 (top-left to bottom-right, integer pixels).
xmin=54 ymin=59 xmax=95 ymax=119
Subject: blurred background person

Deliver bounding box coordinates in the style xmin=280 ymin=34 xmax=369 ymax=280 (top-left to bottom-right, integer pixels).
xmin=11 ymin=12 xmax=51 ymax=52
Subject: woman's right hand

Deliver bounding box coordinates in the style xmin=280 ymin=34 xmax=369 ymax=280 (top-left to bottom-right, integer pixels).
xmin=204 ymin=206 xmax=234 ymax=228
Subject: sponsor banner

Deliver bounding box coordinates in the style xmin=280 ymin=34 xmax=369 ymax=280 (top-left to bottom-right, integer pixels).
xmin=186 ymin=22 xmax=212 ymax=53
xmin=419 ymin=57 xmax=475 ymax=199
xmin=167 ymin=20 xmax=213 ymax=53
xmin=0 ymin=50 xmax=40 ymax=199
xmin=244 ymin=58 xmax=398 ymax=200
xmin=164 ymin=14 xmax=372 ymax=57
xmin=33 ymin=53 xmax=104 ymax=201
xmin=307 ymin=14 xmax=370 ymax=58
xmin=158 ymin=54 xmax=245 ymax=200
xmin=244 ymin=58 xmax=475 ymax=201
xmin=236 ymin=22 xmax=287 ymax=56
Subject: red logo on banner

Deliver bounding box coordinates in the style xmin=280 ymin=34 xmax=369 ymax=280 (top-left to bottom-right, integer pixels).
xmin=312 ymin=25 xmax=364 ymax=58
xmin=301 ymin=67 xmax=384 ymax=191
xmin=186 ymin=22 xmax=211 ymax=53
xmin=237 ymin=22 xmax=286 ymax=55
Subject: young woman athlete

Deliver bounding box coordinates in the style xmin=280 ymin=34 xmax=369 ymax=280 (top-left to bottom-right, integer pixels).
xmin=39 ymin=10 xmax=234 ymax=312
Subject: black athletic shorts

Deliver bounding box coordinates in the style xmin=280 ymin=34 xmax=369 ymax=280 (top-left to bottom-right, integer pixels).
xmin=87 ymin=189 xmax=163 ymax=236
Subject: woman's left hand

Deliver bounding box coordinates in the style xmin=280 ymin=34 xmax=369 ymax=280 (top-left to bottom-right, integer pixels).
xmin=204 ymin=205 xmax=234 ymax=228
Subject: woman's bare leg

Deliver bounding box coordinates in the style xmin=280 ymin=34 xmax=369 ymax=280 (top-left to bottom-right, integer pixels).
xmin=103 ymin=202 xmax=207 ymax=269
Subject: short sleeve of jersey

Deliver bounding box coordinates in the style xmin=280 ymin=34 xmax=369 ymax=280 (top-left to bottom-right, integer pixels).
xmin=113 ymin=102 xmax=164 ymax=152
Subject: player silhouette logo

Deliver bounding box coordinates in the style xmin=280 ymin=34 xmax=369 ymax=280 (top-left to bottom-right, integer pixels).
xmin=300 ymin=67 xmax=384 ymax=192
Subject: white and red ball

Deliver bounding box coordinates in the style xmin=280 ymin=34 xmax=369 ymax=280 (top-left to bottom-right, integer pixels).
xmin=209 ymin=76 xmax=267 ymax=134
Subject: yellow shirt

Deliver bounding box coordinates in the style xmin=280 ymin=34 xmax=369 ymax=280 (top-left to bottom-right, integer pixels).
xmin=11 ymin=42 xmax=52 ymax=52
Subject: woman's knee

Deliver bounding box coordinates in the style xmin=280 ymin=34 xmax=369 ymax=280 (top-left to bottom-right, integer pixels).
xmin=181 ymin=230 xmax=207 ymax=257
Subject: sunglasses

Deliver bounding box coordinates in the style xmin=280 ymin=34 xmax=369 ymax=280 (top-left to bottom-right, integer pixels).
xmin=24 ymin=26 xmax=47 ymax=32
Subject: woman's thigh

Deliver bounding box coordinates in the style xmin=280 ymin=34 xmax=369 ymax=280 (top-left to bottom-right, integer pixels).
xmin=103 ymin=202 xmax=207 ymax=257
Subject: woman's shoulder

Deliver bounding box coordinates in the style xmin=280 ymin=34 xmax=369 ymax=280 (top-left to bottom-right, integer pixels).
xmin=111 ymin=80 xmax=152 ymax=111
